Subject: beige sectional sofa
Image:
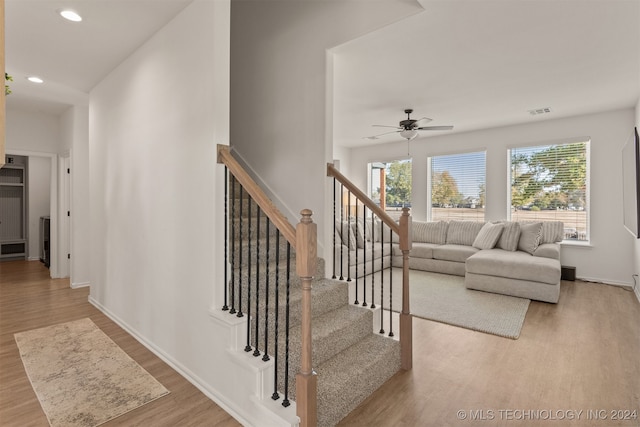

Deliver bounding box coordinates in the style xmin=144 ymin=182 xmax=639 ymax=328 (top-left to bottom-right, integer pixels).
xmin=334 ymin=219 xmax=563 ymax=303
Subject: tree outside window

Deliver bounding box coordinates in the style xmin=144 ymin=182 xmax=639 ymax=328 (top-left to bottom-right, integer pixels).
xmin=509 ymin=141 xmax=589 ymax=241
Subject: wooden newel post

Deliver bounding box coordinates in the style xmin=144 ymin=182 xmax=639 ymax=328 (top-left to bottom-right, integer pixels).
xmin=296 ymin=209 xmax=318 ymax=427
xmin=399 ymin=207 xmax=413 ymax=370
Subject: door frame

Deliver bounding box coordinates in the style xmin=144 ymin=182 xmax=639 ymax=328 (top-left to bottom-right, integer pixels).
xmin=5 ymin=149 xmax=60 ymax=278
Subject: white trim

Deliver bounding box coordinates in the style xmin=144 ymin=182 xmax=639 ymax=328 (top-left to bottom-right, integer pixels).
xmin=5 ymin=149 xmax=59 ymax=278
xmin=71 ymin=281 xmax=90 ymax=289
xmin=507 ymin=137 xmax=591 ymax=243
xmin=575 ymin=276 xmax=635 ymax=288
xmin=635 ymin=285 xmax=640 ymax=303
xmin=89 ymin=296 xmax=253 ymax=427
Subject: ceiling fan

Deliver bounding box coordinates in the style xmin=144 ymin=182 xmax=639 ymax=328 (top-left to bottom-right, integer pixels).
xmin=365 ymin=108 xmax=453 ymax=141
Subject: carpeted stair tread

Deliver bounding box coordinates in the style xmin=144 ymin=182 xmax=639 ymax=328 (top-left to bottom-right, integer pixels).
xmin=315 ymin=334 xmax=401 ymax=427
xmin=277 ymin=305 xmax=375 ymax=399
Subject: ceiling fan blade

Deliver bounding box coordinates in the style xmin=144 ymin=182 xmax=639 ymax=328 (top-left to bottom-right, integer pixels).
xmin=363 ymin=130 xmax=401 ymax=140
xmin=413 ymin=117 xmax=432 ymax=127
xmin=417 ymin=125 xmax=454 ymax=131
xmin=372 ymin=124 xmax=402 ymax=129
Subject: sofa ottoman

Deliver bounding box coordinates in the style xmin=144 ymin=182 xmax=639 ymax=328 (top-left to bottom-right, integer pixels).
xmin=465 ymin=247 xmax=561 ymax=303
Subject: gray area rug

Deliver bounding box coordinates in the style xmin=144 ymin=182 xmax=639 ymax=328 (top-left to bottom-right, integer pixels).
xmin=14 ymin=318 xmax=169 ymax=427
xmin=361 ymin=268 xmax=530 ymax=339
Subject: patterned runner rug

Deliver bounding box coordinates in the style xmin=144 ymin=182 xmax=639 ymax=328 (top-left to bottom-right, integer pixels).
xmin=14 ymin=318 xmax=169 ymax=427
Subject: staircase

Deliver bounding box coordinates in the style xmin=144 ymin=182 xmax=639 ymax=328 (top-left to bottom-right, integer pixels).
xmin=217 ymin=145 xmax=412 ymax=426
xmin=229 ymin=181 xmax=401 ymax=426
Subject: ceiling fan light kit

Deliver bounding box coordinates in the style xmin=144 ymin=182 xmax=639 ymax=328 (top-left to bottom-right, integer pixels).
xmin=366 ymin=108 xmax=454 ymax=141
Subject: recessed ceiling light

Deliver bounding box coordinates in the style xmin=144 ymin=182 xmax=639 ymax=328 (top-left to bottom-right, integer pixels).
xmin=59 ymin=9 xmax=82 ymax=22
xmin=27 ymin=76 xmax=44 ymax=84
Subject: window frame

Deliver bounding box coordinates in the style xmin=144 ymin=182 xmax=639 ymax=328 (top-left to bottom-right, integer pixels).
xmin=507 ymin=137 xmax=591 ymax=244
xmin=427 ymin=149 xmax=487 ymax=222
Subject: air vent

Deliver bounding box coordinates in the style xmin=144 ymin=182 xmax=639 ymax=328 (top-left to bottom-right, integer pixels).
xmin=528 ymin=107 xmax=552 ymax=116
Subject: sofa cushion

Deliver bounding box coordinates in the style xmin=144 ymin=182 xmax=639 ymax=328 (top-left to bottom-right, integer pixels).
xmin=446 ymin=221 xmax=485 ymax=246
xmin=495 ymin=221 xmax=521 ymax=251
xmin=519 ymin=220 xmax=564 ymax=243
xmin=410 ymin=242 xmax=440 ymax=259
xmin=517 ymin=222 xmax=543 ymax=254
xmin=335 ymin=220 xmax=357 ymax=249
xmin=412 ymin=220 xmax=448 ymax=244
xmin=472 ymin=222 xmax=504 ymax=249
xmin=432 ymin=244 xmax=480 ymax=263
xmin=533 ymin=243 xmax=561 ymax=260
xmin=466 ymin=249 xmax=561 ymax=285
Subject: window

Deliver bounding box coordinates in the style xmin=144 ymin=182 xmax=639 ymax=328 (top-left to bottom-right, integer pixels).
xmin=369 ymin=159 xmax=412 ymax=221
xmin=429 ymin=151 xmax=486 ymax=221
xmin=509 ymin=140 xmax=589 ymax=242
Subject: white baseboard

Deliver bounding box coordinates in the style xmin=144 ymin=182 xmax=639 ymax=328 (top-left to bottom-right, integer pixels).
xmin=575 ymin=275 xmax=634 ymax=288
xmin=635 ymin=285 xmax=640 ymax=303
xmin=71 ymin=281 xmax=90 ymax=289
xmin=28 ymin=256 xmax=40 ymax=261
xmin=88 ymin=296 xmax=252 ymax=426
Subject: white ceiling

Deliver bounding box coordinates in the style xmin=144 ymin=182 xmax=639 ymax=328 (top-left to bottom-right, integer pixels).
xmin=4 ymin=0 xmax=640 ymax=145
xmin=333 ymin=0 xmax=640 ymax=147
xmin=5 ymin=0 xmax=192 ymax=115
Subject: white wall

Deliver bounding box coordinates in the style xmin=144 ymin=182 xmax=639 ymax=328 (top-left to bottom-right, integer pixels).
xmin=6 ymin=109 xmax=61 ymax=153
xmin=344 ymin=108 xmax=636 ymax=287
xmin=230 ymin=0 xmax=423 ymax=267
xmin=27 ymin=156 xmax=50 ymax=260
xmin=5 ymin=108 xmax=61 ymax=276
xmin=60 ymin=106 xmax=91 ymax=287
xmin=88 ymin=0 xmax=246 ymax=420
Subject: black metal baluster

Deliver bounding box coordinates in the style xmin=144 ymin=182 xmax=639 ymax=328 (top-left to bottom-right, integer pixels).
xmin=253 ymin=207 xmax=261 ymax=357
xmin=371 ymin=222 xmax=379 ymax=310
xmin=354 ymin=201 xmax=359 ymax=305
xmin=389 ymin=225 xmax=394 ymax=338
xmin=229 ymin=176 xmax=237 ymax=314
xmin=271 ymin=232 xmax=281 ymax=401
xmin=362 ymin=211 xmax=376 ymax=307
xmin=347 ymin=190 xmax=352 ymax=282
xmin=223 ymin=168 xmax=229 ymax=311
xmin=262 ymin=219 xmax=271 ymax=362
xmin=339 ymin=184 xmax=344 ymax=281
xmin=282 ymin=242 xmax=292 ymax=408
xmin=332 ymin=177 xmax=337 ymax=279
xmin=237 ymin=185 xmax=244 ymax=318
xmin=369 ymin=215 xmax=375 ymax=308
xmin=245 ymin=198 xmax=253 ymax=352
xmin=362 ymin=208 xmax=368 ymax=307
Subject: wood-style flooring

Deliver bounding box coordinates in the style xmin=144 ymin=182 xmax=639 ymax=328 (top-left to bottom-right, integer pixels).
xmin=0 ymin=260 xmax=241 ymax=427
xmin=1 ymin=260 xmax=639 ymax=426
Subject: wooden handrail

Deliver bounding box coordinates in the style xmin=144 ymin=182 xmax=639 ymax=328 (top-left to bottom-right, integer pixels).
xmin=327 ymin=163 xmax=400 ymax=234
xmin=218 ymin=145 xmax=296 ymax=247
xmin=328 ymin=162 xmax=413 ymax=371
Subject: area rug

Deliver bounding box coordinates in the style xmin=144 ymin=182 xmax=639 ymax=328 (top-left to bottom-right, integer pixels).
xmin=361 ymin=268 xmax=530 ymax=339
xmin=14 ymin=318 xmax=169 ymax=427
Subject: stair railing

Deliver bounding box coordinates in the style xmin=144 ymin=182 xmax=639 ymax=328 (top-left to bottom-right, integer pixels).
xmin=217 ymin=145 xmax=317 ymax=427
xmin=327 ymin=163 xmax=413 ymax=370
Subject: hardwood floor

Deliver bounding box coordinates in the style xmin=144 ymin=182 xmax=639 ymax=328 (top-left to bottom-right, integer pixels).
xmin=1 ymin=260 xmax=639 ymax=426
xmin=339 ymin=278 xmax=640 ymax=426
xmin=0 ymin=260 xmax=241 ymax=427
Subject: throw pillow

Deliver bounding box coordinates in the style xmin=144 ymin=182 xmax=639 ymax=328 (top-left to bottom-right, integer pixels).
xmin=472 ymin=222 xmax=504 ymax=250
xmin=353 ymin=220 xmax=365 ymax=248
xmin=496 ymin=221 xmax=521 ymax=251
xmin=335 ymin=221 xmax=357 ymax=249
xmin=518 ymin=222 xmax=543 ymax=254
xmin=412 ymin=220 xmax=448 ymax=244
xmin=446 ymin=220 xmax=486 ymax=246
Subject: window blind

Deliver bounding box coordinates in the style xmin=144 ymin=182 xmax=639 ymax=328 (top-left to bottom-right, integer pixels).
xmin=509 ymin=141 xmax=589 ymax=241
xmin=429 ymin=151 xmax=486 ymax=221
